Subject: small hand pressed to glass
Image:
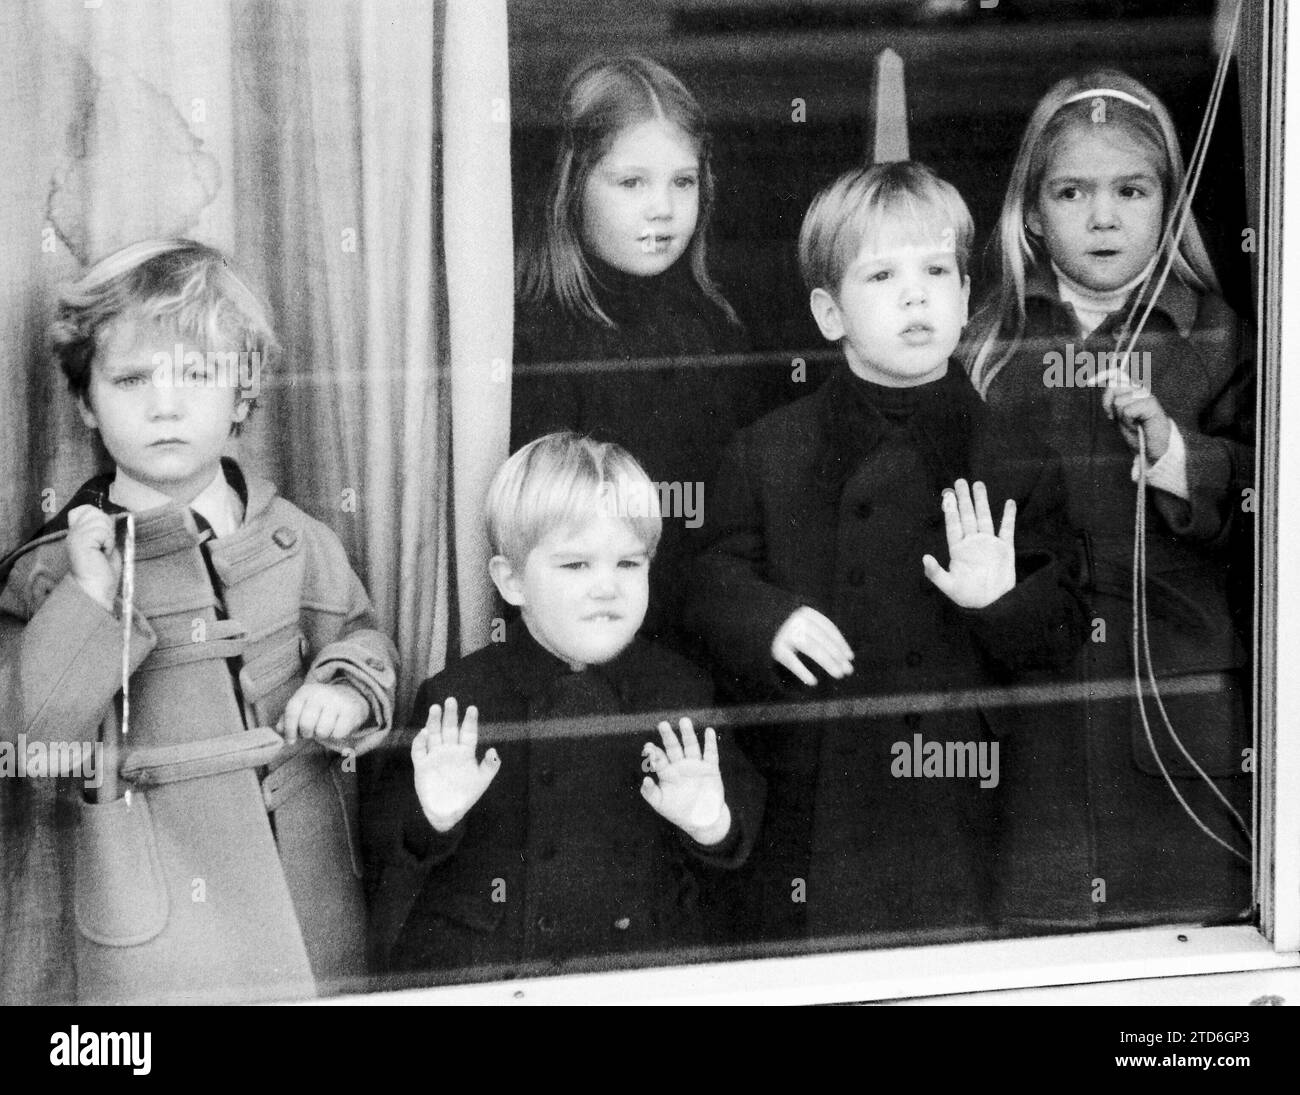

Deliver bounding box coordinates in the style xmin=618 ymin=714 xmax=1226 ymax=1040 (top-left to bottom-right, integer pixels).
xmin=771 ymin=478 xmax=1016 ymax=686
xmin=413 ymin=701 xmax=730 ymax=845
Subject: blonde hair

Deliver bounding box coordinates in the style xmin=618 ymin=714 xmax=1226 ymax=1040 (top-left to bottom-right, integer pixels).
xmin=964 ymin=68 xmax=1221 ymax=394
xmin=486 ymin=431 xmax=662 ymax=565
xmin=516 ymin=54 xmax=738 ymax=327
xmin=49 ymin=238 xmax=279 ymax=432
xmin=798 ymin=161 xmax=974 ymax=294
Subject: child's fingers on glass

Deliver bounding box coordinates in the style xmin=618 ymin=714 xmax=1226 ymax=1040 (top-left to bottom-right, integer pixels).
xmin=677 ymin=717 xmax=701 ymax=759
xmin=952 ymin=478 xmax=977 ymax=533
xmin=998 ymin=498 xmax=1017 ymax=542
xmin=640 ymin=776 xmax=663 ymax=809
xmin=411 ymin=719 xmax=435 ymax=759
xmin=922 ymin=553 xmax=952 ymax=592
xmin=702 ymin=726 xmax=719 ymax=765
xmin=459 ymin=705 xmax=479 ymax=751
xmin=941 ymin=488 xmax=962 ymax=542
xmin=971 ymin=481 xmax=994 ymax=534
xmin=642 ymin=742 xmax=668 ymax=773
xmin=657 ymin=720 xmax=685 ymax=761
xmin=441 ymin=696 xmax=461 ymax=745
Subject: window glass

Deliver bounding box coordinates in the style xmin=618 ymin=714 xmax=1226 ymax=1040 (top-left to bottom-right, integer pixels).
xmin=366 ymin=0 xmax=1264 ymax=988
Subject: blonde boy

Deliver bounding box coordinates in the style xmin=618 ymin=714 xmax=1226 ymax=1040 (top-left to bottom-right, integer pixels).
xmin=686 ymin=163 xmax=1086 ymax=941
xmin=371 ymin=432 xmax=762 ymax=976
xmin=0 ymin=239 xmax=396 ymax=1002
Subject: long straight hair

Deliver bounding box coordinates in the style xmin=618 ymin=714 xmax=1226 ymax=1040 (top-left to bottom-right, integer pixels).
xmin=963 ymin=68 xmax=1221 ymax=395
xmin=516 ymin=54 xmax=738 ymax=327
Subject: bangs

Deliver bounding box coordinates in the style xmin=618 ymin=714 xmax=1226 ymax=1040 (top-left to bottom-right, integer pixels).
xmin=800 ymin=162 xmax=974 ymax=293
xmin=116 ymin=256 xmax=277 ymax=358
xmin=487 ymin=433 xmax=662 ymax=564
xmin=516 ymin=471 xmax=660 ymax=558
xmin=847 ymin=196 xmax=963 ymax=264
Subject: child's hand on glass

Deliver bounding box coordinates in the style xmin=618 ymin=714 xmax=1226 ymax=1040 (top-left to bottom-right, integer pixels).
xmin=640 ymin=717 xmax=731 ymax=846
xmin=279 ymin=680 xmax=372 ymax=742
xmin=770 ymin=605 xmax=855 ymax=686
xmin=66 ymin=505 xmax=122 ymax=612
xmin=411 ymin=697 xmax=500 ymax=833
xmin=923 ymin=479 xmax=1016 ymax=609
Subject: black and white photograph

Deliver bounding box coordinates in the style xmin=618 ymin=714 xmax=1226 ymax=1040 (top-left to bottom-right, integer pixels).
xmin=0 ymin=0 xmax=1296 ymax=1032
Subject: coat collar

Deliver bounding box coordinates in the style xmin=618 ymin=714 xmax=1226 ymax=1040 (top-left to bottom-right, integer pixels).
xmin=1024 ymin=262 xmax=1199 ymax=340
xmin=504 ymin=617 xmax=638 ymax=709
xmin=813 ymin=362 xmax=982 ymax=494
xmin=0 ymin=458 xmax=275 ymax=583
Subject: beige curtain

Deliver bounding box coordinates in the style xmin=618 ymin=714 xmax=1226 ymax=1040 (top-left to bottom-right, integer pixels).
xmin=445 ymin=0 xmax=513 ymax=657
xmin=230 ymin=0 xmax=450 ymax=712
xmin=0 ymin=0 xmax=498 ymax=1003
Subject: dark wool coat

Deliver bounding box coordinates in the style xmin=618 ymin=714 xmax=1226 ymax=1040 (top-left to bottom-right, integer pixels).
xmin=982 ymin=266 xmax=1255 ymax=930
xmin=368 ymin=620 xmax=764 ymax=982
xmin=684 ymin=364 xmax=1088 ymax=945
xmin=0 ymin=459 xmax=396 ymax=1004
xmin=512 ymin=258 xmax=778 ymax=647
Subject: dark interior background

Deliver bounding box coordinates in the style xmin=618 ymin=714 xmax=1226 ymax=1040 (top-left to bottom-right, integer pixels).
xmin=509 ymin=0 xmax=1249 ymax=376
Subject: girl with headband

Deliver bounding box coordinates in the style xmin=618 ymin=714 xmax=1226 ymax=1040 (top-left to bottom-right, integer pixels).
xmin=963 ymin=68 xmax=1256 ymax=933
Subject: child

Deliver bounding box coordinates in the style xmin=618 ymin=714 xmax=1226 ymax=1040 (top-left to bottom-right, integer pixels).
xmin=0 ymin=239 xmax=397 ymax=1003
xmin=368 ymin=432 xmax=763 ymax=978
xmin=964 ymin=69 xmax=1256 ymax=929
xmin=685 ymin=162 xmax=1087 ymax=943
xmin=513 ymin=54 xmax=771 ymax=645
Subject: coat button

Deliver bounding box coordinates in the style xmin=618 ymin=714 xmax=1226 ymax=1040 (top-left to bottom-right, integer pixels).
xmin=272 ymin=527 xmax=298 ymax=549
xmin=855 ymin=502 xmax=872 ymax=520
xmin=847 ymin=566 xmax=865 ymax=587
xmin=540 ymin=843 xmax=557 ymax=861
xmin=614 ymin=917 xmax=631 ymax=931
xmin=905 ymin=651 xmax=923 ymax=668
xmin=535 ymin=915 xmax=555 ymax=933
xmin=904 ymin=712 xmax=922 ymax=729
xmin=539 ymin=767 xmax=555 ymax=787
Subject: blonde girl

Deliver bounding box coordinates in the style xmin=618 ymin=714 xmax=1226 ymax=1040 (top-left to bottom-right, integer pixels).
xmin=966 ymin=68 xmax=1255 ymax=931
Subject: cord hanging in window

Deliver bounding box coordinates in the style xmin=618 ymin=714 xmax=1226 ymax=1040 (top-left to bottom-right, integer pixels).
xmin=119 ymin=512 xmax=135 ymax=806
xmin=1111 ymin=0 xmax=1253 ymax=859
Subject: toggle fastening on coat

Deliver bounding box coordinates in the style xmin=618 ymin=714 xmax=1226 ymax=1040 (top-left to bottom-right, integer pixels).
xmin=0 ymin=459 xmax=397 ymax=1004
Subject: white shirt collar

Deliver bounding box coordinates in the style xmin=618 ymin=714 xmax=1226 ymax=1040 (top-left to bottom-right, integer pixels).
xmin=109 ymin=465 xmax=245 ymax=538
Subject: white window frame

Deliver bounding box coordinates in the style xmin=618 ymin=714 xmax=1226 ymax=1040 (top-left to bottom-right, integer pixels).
xmin=336 ymin=0 xmax=1299 ymax=1006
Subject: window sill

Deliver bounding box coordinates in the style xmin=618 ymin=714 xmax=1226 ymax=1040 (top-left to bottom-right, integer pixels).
xmin=318 ymin=923 xmax=1298 ymax=1006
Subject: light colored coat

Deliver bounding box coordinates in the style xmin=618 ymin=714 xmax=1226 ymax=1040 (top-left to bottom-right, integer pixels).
xmin=0 ymin=460 xmax=396 ymax=1003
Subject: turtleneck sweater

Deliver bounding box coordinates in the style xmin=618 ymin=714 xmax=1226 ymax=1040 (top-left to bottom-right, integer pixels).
xmin=842 ymin=367 xmax=947 ymax=428
xmin=1051 ymin=260 xmax=1153 ymax=339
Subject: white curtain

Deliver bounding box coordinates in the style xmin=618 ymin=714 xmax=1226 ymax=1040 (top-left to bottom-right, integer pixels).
xmin=0 ymin=0 xmax=518 ymax=1003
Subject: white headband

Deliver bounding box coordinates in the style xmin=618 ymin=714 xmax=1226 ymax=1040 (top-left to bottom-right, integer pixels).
xmin=1062 ymin=88 xmax=1152 ymax=112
